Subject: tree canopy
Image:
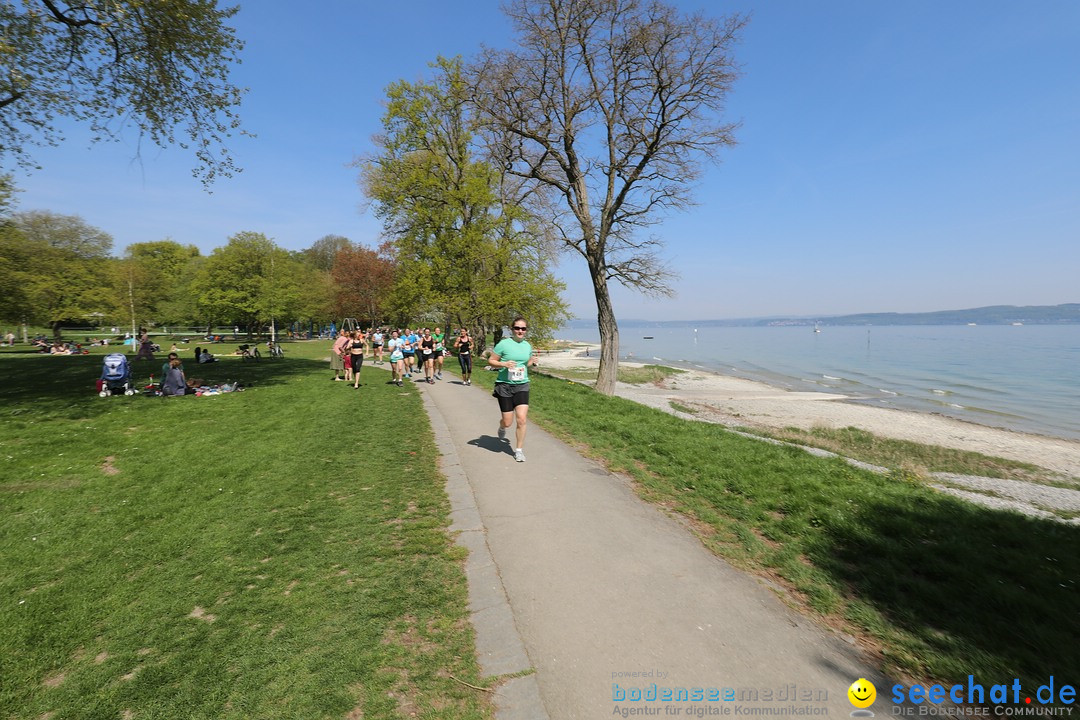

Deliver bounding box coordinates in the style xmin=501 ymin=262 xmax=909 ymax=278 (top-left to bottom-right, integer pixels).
xmin=0 ymin=0 xmax=248 ymax=186
xmin=0 ymin=210 xmax=114 ymax=333
xmin=472 ymin=0 xmax=745 ymax=393
xmin=361 ymin=56 xmax=568 ymax=346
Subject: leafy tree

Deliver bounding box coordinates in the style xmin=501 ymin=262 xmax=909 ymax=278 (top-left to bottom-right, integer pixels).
xmin=472 ymin=0 xmax=745 ymax=393
xmin=195 ymin=231 xmax=323 ymax=336
xmin=362 ymin=56 xmax=568 ymax=349
xmin=0 ymin=210 xmax=114 ymax=335
xmin=0 ymin=173 xmax=16 ymax=217
xmin=330 ymin=243 xmax=394 ymax=326
xmin=302 ymin=234 xmax=353 ymax=272
xmin=0 ymin=0 xmax=247 ymax=186
xmin=112 ymin=240 xmax=201 ymax=330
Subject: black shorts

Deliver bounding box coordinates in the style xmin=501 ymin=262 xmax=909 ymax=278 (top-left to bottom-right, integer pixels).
xmin=433 ymin=349 xmax=443 ymax=359
xmin=493 ymin=382 xmax=530 ymax=413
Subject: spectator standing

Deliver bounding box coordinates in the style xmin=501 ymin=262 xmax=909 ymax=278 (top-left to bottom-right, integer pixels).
xmin=330 ymin=329 xmax=348 ymax=381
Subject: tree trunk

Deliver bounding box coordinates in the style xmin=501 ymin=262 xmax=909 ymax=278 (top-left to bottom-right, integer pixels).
xmin=592 ymin=268 xmax=619 ymax=396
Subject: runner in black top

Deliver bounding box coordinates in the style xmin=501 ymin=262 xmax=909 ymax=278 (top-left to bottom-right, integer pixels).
xmin=420 ymin=329 xmax=436 ymax=384
xmin=349 ymin=330 xmax=365 ymax=388
xmin=454 ymin=329 xmax=473 ymax=386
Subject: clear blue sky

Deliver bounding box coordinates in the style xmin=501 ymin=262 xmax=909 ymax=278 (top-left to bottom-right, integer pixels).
xmin=12 ymin=0 xmax=1080 ymax=321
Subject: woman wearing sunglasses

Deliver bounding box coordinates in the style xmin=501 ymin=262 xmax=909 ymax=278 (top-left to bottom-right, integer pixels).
xmin=489 ymin=317 xmax=538 ymax=462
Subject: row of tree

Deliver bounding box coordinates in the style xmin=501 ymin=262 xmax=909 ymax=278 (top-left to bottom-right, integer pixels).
xmin=0 ymin=200 xmax=568 ymax=347
xmin=2 ymin=0 xmax=746 ymax=394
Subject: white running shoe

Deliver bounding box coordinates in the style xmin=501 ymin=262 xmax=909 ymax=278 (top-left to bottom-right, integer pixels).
xmin=497 ymin=426 xmax=507 ymax=442
xmin=514 ymin=449 xmax=526 ymax=463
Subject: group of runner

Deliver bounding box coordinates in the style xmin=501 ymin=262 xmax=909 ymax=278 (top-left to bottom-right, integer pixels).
xmin=328 ymin=318 xmax=537 ymax=462
xmin=332 ymin=326 xmax=473 ymax=388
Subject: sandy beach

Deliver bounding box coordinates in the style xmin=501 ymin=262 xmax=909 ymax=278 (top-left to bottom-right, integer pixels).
xmin=542 ymin=343 xmax=1080 ymax=482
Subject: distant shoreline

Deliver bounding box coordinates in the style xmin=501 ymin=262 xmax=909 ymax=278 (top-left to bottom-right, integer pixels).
xmin=561 ymin=302 xmax=1080 ymax=329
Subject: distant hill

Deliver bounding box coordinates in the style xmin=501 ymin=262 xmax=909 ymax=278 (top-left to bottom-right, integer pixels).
xmin=801 ymin=304 xmax=1080 ymax=327
xmin=566 ymin=304 xmax=1080 ymax=328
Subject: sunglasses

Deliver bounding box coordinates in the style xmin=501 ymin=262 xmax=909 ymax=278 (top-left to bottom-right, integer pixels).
xmin=512 ymin=326 xmax=527 ymax=331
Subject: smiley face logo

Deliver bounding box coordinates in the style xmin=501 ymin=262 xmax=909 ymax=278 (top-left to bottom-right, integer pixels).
xmin=848 ymin=678 xmax=876 ymax=709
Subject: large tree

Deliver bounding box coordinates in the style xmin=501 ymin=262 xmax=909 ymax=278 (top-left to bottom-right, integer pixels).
xmin=330 ymin=243 xmax=394 ymax=326
xmin=472 ymin=0 xmax=745 ymax=393
xmin=0 ymin=210 xmax=114 ymax=335
xmin=0 ymin=0 xmax=247 ymax=186
xmin=112 ymin=240 xmax=201 ymax=330
xmin=302 ymin=234 xmax=353 ymax=272
xmin=362 ymin=56 xmax=568 ymax=348
xmin=194 ymin=231 xmax=322 ymax=336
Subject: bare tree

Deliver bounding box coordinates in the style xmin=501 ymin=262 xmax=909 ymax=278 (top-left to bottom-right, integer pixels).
xmin=472 ymin=0 xmax=745 ymax=394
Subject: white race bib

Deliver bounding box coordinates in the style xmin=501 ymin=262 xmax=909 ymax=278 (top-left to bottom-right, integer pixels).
xmin=508 ymin=365 xmax=526 ymax=382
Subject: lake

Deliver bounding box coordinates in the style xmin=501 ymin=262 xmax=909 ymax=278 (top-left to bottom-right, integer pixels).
xmin=558 ymin=324 xmax=1080 ymax=441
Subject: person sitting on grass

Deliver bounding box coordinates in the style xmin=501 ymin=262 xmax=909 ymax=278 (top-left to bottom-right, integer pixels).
xmin=161 ymin=358 xmax=188 ymax=396
xmin=162 ymin=353 xmax=183 ymax=381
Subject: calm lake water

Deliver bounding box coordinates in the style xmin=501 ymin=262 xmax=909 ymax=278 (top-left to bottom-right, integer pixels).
xmin=558 ymin=324 xmax=1080 ymax=441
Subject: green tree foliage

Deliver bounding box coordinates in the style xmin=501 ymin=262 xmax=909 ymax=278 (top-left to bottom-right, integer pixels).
xmin=112 ymin=240 xmax=201 ymax=329
xmin=361 ymin=56 xmax=568 ymax=348
xmin=0 ymin=0 xmax=247 ymax=186
xmin=0 ymin=210 xmax=113 ymax=334
xmin=194 ymin=231 xmax=326 ymax=334
xmin=302 ymin=234 xmax=352 ymax=272
xmin=0 ymin=173 xmax=16 ymax=217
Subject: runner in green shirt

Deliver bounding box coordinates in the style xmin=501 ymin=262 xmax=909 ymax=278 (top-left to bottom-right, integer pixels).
xmin=489 ymin=317 xmax=538 ymax=463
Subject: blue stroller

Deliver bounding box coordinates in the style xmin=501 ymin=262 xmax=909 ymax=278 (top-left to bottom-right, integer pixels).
xmin=99 ymin=353 xmax=136 ymax=396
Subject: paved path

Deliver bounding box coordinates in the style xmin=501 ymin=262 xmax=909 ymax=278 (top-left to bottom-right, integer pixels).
xmin=407 ymin=370 xmax=888 ymax=719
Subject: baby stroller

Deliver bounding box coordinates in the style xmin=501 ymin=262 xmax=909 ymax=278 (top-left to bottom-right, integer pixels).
xmin=99 ymin=353 xmax=135 ymax=396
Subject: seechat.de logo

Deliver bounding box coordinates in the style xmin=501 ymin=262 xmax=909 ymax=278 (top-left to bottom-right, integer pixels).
xmin=891 ymin=676 xmax=1076 ymax=709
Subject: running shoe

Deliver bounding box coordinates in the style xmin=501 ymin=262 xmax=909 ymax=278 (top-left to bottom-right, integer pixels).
xmin=514 ymin=449 xmax=526 ymax=463
xmin=396 ymin=380 xmax=403 ymax=387
xmin=497 ymin=426 xmax=507 ymax=442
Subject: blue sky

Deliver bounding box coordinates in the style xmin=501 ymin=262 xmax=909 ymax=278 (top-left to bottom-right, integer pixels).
xmin=11 ymin=0 xmax=1080 ymax=321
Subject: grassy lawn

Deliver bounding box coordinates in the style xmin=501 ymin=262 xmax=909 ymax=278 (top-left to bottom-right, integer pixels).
xmin=462 ymin=363 xmax=1079 ymax=690
xmin=746 ymin=426 xmax=1070 ymax=488
xmin=539 ymin=363 xmax=684 ymax=385
xmin=1 ymin=343 xmax=491 ymax=720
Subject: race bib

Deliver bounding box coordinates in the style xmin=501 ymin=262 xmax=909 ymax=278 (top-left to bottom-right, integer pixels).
xmin=508 ymin=365 xmax=526 ymax=382
xmin=423 ymin=348 xmax=432 ymax=355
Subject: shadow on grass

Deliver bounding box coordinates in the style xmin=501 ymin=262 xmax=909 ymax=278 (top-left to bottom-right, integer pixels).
xmin=0 ymin=352 xmax=327 ymax=418
xmin=814 ymin=493 xmax=1080 ymax=685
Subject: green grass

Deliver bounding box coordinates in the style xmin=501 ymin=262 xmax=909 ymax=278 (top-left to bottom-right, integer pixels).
xmin=748 ymin=425 xmax=1068 ymax=486
xmin=466 ymin=365 xmax=1080 ymax=689
xmin=0 ymin=343 xmax=491 ymax=720
xmin=668 ymin=401 xmax=698 ymax=415
xmin=541 ymin=363 xmax=685 ymax=385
